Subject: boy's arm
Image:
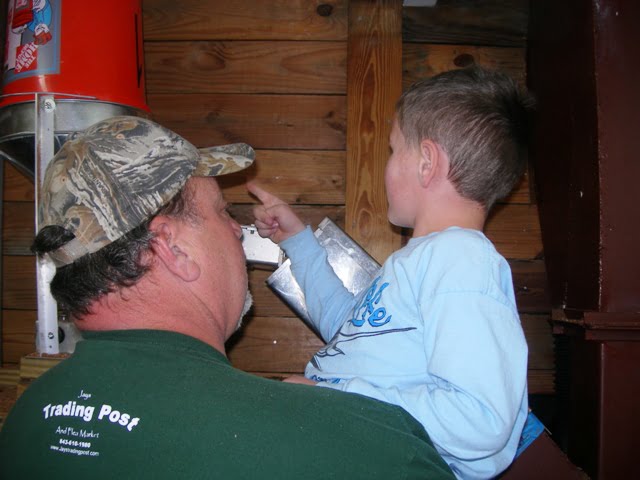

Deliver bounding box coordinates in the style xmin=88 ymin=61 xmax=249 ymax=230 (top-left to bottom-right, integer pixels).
xmin=248 ymin=183 xmax=359 ymax=341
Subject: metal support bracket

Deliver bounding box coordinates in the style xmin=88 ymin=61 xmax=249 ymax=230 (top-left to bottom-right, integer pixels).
xmin=34 ymin=94 xmax=59 ymax=354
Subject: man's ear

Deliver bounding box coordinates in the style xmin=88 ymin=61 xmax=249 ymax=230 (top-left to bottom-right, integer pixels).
xmin=417 ymin=139 xmax=440 ymax=188
xmin=149 ymin=217 xmax=201 ymax=282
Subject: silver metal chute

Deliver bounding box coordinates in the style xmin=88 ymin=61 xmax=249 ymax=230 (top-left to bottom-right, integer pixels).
xmin=267 ymin=218 xmax=381 ymax=325
xmin=0 ymin=99 xmax=147 ymax=178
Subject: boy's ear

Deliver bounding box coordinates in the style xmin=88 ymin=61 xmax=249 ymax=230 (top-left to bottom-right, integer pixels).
xmin=417 ymin=139 xmax=440 ymax=188
xmin=149 ymin=217 xmax=201 ymax=282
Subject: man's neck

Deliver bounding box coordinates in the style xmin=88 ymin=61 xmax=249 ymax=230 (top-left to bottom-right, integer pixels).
xmin=74 ymin=276 xmax=229 ymax=356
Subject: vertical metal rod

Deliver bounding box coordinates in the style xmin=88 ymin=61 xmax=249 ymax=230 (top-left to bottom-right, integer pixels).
xmin=34 ymin=94 xmax=59 ymax=354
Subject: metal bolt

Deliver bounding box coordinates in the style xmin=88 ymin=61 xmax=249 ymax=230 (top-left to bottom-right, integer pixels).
xmin=43 ymin=99 xmax=56 ymax=111
xmin=48 ymin=332 xmax=55 ymax=339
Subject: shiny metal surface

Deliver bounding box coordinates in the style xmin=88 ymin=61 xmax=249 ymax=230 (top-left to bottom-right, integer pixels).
xmin=267 ymin=218 xmax=380 ymax=324
xmin=0 ymin=100 xmax=149 ymax=178
xmin=35 ymin=95 xmax=60 ymax=354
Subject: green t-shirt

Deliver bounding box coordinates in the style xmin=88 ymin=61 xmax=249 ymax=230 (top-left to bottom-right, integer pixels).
xmin=0 ymin=330 xmax=453 ymax=479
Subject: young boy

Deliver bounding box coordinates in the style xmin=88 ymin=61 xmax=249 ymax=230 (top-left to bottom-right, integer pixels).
xmin=249 ymin=67 xmax=534 ymax=479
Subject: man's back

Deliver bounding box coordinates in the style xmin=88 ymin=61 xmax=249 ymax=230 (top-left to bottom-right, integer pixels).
xmin=0 ymin=329 xmax=453 ymax=479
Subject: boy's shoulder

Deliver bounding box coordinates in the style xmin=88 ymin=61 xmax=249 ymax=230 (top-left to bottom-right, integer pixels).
xmin=411 ymin=227 xmax=490 ymax=255
xmin=395 ymin=227 xmax=503 ymax=286
xmin=389 ymin=227 xmax=514 ymax=303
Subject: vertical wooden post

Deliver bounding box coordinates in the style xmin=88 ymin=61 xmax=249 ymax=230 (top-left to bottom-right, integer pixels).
xmin=346 ymin=0 xmax=403 ymax=264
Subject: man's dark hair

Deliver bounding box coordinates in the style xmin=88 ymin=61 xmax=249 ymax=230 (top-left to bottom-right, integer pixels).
xmin=31 ymin=185 xmax=198 ymax=319
xmin=396 ymin=67 xmax=535 ymax=210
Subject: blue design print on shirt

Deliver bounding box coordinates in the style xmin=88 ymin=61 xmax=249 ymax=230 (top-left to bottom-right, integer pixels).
xmin=310 ymin=327 xmax=417 ymax=371
xmin=309 ymin=275 xmax=416 ymax=373
xmin=308 ymin=374 xmax=341 ymax=384
xmin=349 ymin=277 xmax=391 ymax=327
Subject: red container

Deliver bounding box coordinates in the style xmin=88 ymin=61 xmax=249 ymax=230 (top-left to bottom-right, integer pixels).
xmin=1 ymin=0 xmax=148 ymax=111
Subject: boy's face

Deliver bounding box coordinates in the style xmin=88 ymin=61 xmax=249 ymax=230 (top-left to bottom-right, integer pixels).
xmin=385 ymin=118 xmax=421 ymax=228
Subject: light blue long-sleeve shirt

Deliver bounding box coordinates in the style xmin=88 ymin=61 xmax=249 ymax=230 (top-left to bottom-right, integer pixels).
xmin=281 ymin=226 xmax=529 ymax=479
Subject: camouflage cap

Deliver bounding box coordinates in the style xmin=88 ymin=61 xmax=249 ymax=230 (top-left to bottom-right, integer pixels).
xmin=39 ymin=115 xmax=255 ymax=267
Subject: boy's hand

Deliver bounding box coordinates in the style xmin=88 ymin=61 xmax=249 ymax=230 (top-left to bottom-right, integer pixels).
xmin=282 ymin=375 xmax=318 ymax=386
xmin=247 ymin=182 xmax=305 ymax=244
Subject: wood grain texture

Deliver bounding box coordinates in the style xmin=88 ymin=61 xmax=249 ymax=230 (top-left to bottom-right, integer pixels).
xmin=402 ymin=0 xmax=529 ymax=47
xmin=0 ymin=384 xmax=18 ymax=423
xmin=227 ymin=316 xmax=323 ymax=373
xmin=2 ymin=256 xmax=36 ymax=310
xmin=145 ymin=41 xmax=346 ymax=95
xmin=148 ymin=93 xmax=346 ymax=150
xmin=527 ymin=370 xmax=554 ymax=395
xmin=403 ymin=43 xmax=526 ymax=88
xmin=485 ymin=204 xmax=542 ymax=260
xmin=521 ymin=314 xmax=554 ymax=370
xmin=248 ymin=269 xmax=298 ymax=319
xmin=219 ymin=150 xmax=345 ymax=205
xmin=0 ymin=367 xmax=19 ymax=386
xmin=2 ymin=162 xmax=33 ymax=202
xmin=502 ymin=170 xmax=531 ymax=205
xmin=20 ymin=353 xmax=68 ymax=380
xmin=511 ymin=260 xmax=551 ymax=314
xmin=2 ymin=202 xmax=35 ymax=256
xmin=1 ymin=310 xmax=36 ymax=365
xmin=143 ymin=0 xmax=348 ymax=41
xmin=346 ymin=0 xmax=403 ymax=264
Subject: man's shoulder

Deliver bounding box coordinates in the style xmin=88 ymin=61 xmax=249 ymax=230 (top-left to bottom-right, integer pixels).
xmin=0 ymin=348 xmax=454 ymax=479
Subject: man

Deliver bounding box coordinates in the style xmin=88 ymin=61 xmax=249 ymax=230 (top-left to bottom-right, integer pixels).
xmin=0 ymin=116 xmax=454 ymax=479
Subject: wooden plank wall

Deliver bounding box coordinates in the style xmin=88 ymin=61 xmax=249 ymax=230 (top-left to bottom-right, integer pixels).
xmin=345 ymin=0 xmax=403 ymax=264
xmin=1 ymin=0 xmax=553 ymax=395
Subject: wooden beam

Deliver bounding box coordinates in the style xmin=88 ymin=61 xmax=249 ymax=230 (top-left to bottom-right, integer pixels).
xmin=1 ymin=310 xmax=36 ymax=365
xmin=402 ymin=44 xmax=526 ymax=89
xmin=402 ymin=0 xmax=529 ymax=47
xmin=219 ymin=150 xmax=345 ymax=205
xmin=142 ymin=0 xmax=348 ymax=42
xmin=145 ymin=41 xmax=347 ymax=95
xmin=2 ymin=163 xmax=33 ymax=202
xmin=346 ymin=0 xmax=403 ymax=264
xmin=148 ymin=93 xmax=346 ymax=150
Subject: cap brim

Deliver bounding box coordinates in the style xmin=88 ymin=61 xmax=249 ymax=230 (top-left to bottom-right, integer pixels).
xmin=195 ymin=143 xmax=255 ymax=177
